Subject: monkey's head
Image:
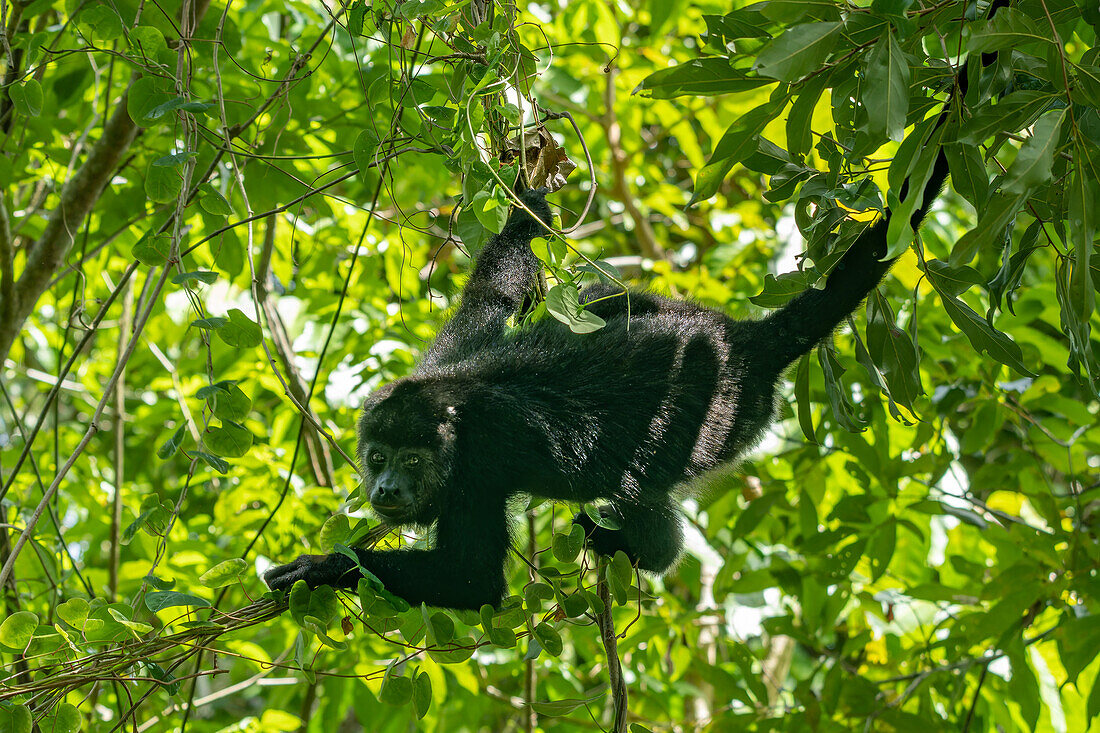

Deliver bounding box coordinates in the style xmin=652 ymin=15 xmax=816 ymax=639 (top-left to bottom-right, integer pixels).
xmin=356 ymin=377 xmax=461 ymax=525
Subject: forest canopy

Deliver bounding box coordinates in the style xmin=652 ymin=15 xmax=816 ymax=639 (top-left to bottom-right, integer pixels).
xmin=0 ymin=0 xmax=1098 ymax=731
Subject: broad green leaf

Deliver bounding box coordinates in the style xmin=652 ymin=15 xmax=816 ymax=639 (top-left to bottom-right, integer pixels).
xmin=944 ymin=142 xmax=990 ymax=209
xmin=40 ymin=703 xmax=79 ymax=733
xmin=78 ymin=6 xmax=123 ymax=41
xmin=145 ymin=163 xmax=182 ymax=203
xmin=545 ymin=283 xmax=606 ymax=334
xmin=968 ymin=8 xmax=1054 ymax=53
xmin=637 ymin=59 xmax=772 ymax=98
xmin=204 ymin=421 xmax=253 ymax=457
xmin=379 ymin=673 xmax=413 ymax=706
xmin=412 ymin=669 xmax=432 ymax=719
xmin=199 ymin=558 xmax=247 ymax=587
xmin=56 ymin=599 xmax=89 ymax=628
xmin=926 ymin=268 xmax=1035 ymax=376
xmin=127 ymin=76 xmax=174 ymax=126
xmin=145 ymin=591 xmax=211 ymax=612
xmin=0 ymin=704 xmax=31 ymax=733
xmin=191 ymin=316 xmax=228 ymax=330
xmin=9 ymin=80 xmax=42 ymax=117
xmin=533 ymin=622 xmax=563 ymax=656
xmin=319 ymin=514 xmax=351 ymax=553
xmin=691 ymin=96 xmax=787 ymax=204
xmin=216 ymin=308 xmax=263 ymax=348
xmin=171 ymin=270 xmax=217 ymax=286
xmin=132 ymin=232 xmax=172 ymax=265
xmin=960 ymin=91 xmax=1055 ymax=145
xmin=129 ymin=26 xmax=168 ymax=58
xmin=0 ymin=611 xmax=38 ymax=651
xmin=863 ymin=30 xmax=909 ymax=142
xmin=148 ymin=97 xmax=214 ymax=120
xmin=208 ymin=383 xmax=251 ymax=422
xmin=1003 ymin=109 xmax=1065 ymax=194
xmin=107 ymin=607 xmax=152 ymax=636
xmin=754 ymin=22 xmax=840 ymax=81
xmin=157 ymin=426 xmax=186 ymax=459
xmin=199 ymin=187 xmax=233 ymax=216
xmin=950 ymin=191 xmax=1027 ymax=266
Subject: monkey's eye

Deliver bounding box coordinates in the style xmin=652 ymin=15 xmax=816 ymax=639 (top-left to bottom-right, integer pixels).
xmin=405 ymin=455 xmax=420 ymax=467
xmin=369 ymin=452 xmax=385 ymax=465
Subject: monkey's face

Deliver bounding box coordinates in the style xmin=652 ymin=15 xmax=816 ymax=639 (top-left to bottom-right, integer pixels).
xmin=357 ymin=377 xmax=459 ymax=525
xmin=358 ymin=441 xmax=447 ymax=524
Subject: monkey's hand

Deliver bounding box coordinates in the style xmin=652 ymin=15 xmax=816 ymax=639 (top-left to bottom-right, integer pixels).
xmin=264 ymin=553 xmax=356 ymax=592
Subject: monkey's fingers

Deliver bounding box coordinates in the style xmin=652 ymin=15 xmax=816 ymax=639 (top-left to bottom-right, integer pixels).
xmin=264 ymin=554 xmax=326 ymax=591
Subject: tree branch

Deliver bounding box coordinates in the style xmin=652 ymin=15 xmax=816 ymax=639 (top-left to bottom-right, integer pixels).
xmin=0 ymin=86 xmax=139 ymax=364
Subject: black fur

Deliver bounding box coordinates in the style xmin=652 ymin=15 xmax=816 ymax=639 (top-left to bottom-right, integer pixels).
xmin=266 ymin=21 xmax=1010 ymax=606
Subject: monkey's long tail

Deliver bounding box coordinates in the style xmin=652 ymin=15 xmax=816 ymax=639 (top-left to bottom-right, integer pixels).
xmin=758 ymin=150 xmax=951 ymax=375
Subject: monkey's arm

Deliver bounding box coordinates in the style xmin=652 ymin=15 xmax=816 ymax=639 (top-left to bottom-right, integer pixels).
xmin=426 ymin=189 xmax=551 ymax=361
xmin=265 ymin=502 xmax=512 ymax=610
xmin=264 ymin=546 xmax=507 ymax=610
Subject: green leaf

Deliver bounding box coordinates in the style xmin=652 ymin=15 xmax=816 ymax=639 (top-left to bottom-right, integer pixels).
xmin=142 ymin=661 xmax=181 ymax=697
xmin=208 ymin=383 xmax=251 ymax=422
xmin=132 ymin=232 xmax=173 ymax=266
xmin=353 ymin=129 xmax=381 ymax=177
xmin=145 ymin=162 xmax=182 ymax=203
xmin=171 ymin=270 xmax=217 ymax=286
xmin=153 ymin=151 xmax=198 ymax=168
xmin=0 ymin=704 xmax=32 ymax=733
xmin=552 ymin=524 xmax=585 ymax=564
xmin=108 ymin=607 xmax=152 ymax=636
xmin=319 ymin=514 xmax=351 ymax=553
xmin=204 ymin=421 xmax=253 ymax=458
xmin=78 ymin=6 xmax=123 ymax=41
xmin=950 ymin=192 xmax=1028 ymax=266
xmin=926 ymin=268 xmax=1035 ymax=376
xmin=867 ymin=519 xmax=896 ymax=582
xmin=129 ymin=26 xmax=168 ymax=58
xmin=148 ymin=97 xmax=214 ymax=120
xmin=531 ymin=692 xmax=602 ymax=716
xmin=545 ymin=283 xmax=606 ymax=334
xmin=412 ymin=669 xmax=432 ymax=719
xmin=960 ymin=91 xmax=1055 ymax=145
xmin=215 ymin=308 xmax=263 ymax=348
xmin=191 ymin=316 xmax=228 ymax=330
xmin=691 ymin=95 xmax=787 ymax=204
xmin=636 ymin=59 xmax=772 ymax=98
xmin=40 ymin=703 xmax=80 ymax=733
xmin=145 ymin=590 xmax=211 ymax=612
xmin=380 ymin=672 xmax=413 ymax=706
xmin=8 ymin=80 xmax=43 ymax=117
xmin=193 ymin=450 xmax=228 ymax=474
xmin=944 ymin=142 xmax=990 ymax=209
xmin=199 ymin=558 xmax=247 ymax=587
xmin=347 ymin=0 xmax=367 ymax=36
xmin=157 ymin=426 xmax=186 ymax=459
xmin=1002 ymin=109 xmax=1065 ymax=195
xmin=533 ymin=622 xmax=563 ymax=656
xmin=56 ymin=598 xmax=89 ymax=629
xmin=968 ymin=7 xmax=1054 ymax=54
xmin=127 ymin=77 xmax=175 ymax=126
xmin=863 ymin=30 xmax=909 ymax=142
xmin=0 ymin=611 xmax=38 ymax=651
xmin=199 ymin=187 xmax=233 ymax=216
xmin=754 ymin=22 xmax=840 ymax=81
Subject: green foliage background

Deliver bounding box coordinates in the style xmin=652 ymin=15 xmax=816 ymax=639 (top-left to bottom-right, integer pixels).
xmin=0 ymin=0 xmax=1098 ymax=731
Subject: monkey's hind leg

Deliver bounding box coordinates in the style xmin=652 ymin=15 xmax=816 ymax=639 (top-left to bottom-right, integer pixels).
xmin=574 ymin=495 xmax=683 ymax=574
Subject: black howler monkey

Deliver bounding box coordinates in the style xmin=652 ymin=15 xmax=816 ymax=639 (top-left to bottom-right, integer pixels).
xmin=265 ymin=7 xmax=1004 ymax=610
